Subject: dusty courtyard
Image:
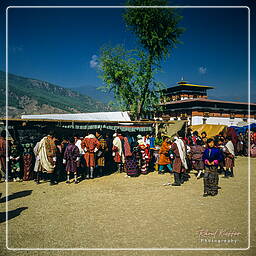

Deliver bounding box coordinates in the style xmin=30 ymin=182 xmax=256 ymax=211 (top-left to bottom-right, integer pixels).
xmin=0 ymin=156 xmax=255 ymax=256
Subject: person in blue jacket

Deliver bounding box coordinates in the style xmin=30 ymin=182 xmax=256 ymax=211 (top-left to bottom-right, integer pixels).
xmin=202 ymin=138 xmax=223 ymax=197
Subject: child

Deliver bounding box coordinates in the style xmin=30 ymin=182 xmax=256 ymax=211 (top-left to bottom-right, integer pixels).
xmin=63 ymin=137 xmax=80 ymax=184
xmin=202 ymin=138 xmax=222 ymax=197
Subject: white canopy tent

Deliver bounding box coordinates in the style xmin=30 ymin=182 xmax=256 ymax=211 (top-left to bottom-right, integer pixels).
xmin=21 ymin=111 xmax=131 ymax=122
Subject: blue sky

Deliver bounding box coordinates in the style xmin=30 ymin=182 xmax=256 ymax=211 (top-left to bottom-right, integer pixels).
xmin=1 ymin=0 xmax=255 ymax=102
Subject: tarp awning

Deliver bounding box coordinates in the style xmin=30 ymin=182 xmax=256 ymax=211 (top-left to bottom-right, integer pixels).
xmin=230 ymin=123 xmax=256 ymax=134
xmin=191 ymin=124 xmax=227 ymax=138
xmin=158 ymin=120 xmax=186 ymax=137
xmin=21 ymin=111 xmax=131 ymax=122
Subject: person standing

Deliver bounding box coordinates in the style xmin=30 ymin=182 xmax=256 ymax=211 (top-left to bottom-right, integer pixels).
xmin=223 ymin=136 xmax=235 ymax=178
xmin=63 ymin=137 xmax=80 ymax=184
xmin=137 ymin=136 xmax=150 ymax=175
xmin=112 ymin=133 xmax=125 ymax=173
xmin=54 ymin=138 xmax=65 ymax=182
xmin=190 ymin=139 xmax=205 ymax=179
xmin=227 ymin=127 xmax=238 ymax=155
xmin=81 ymin=133 xmax=100 ymax=179
xmin=37 ymin=131 xmax=57 ymax=185
xmin=75 ymin=135 xmax=86 ymax=179
xmin=0 ymin=130 xmax=7 ymax=182
xmin=158 ymin=136 xmax=172 ymax=174
xmin=9 ymin=141 xmax=22 ymax=182
xmin=22 ymin=141 xmax=35 ymax=181
xmin=236 ymin=132 xmax=244 ymax=156
xmin=95 ymin=131 xmax=108 ymax=177
xmin=123 ymin=133 xmax=138 ymax=177
xmin=171 ymin=132 xmax=188 ymax=186
xmin=202 ymin=138 xmax=222 ymax=197
xmin=33 ymin=139 xmax=45 ymax=184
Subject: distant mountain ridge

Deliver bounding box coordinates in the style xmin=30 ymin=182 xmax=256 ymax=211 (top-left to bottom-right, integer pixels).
xmin=0 ymin=71 xmax=113 ymax=118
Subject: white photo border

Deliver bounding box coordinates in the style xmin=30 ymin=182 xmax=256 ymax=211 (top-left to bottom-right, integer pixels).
xmin=5 ymin=5 xmax=251 ymax=251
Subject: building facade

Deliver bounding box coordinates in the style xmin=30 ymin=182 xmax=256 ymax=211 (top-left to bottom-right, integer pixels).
xmin=156 ymin=81 xmax=256 ymax=126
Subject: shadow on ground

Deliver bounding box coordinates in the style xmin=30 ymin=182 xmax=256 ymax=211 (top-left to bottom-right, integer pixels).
xmin=0 ymin=207 xmax=28 ymax=223
xmin=0 ymin=190 xmax=32 ymax=203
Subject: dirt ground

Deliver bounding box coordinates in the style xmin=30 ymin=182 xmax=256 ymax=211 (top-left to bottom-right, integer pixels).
xmin=0 ymin=156 xmax=255 ymax=256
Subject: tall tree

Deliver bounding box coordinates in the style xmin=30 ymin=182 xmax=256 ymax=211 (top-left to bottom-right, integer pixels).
xmin=99 ymin=0 xmax=184 ymax=120
xmin=99 ymin=45 xmax=163 ymax=119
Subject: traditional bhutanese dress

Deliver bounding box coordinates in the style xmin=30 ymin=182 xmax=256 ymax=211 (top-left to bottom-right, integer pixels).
xmin=64 ymin=143 xmax=80 ymax=173
xmin=236 ymin=134 xmax=244 ymax=155
xmin=137 ymin=139 xmax=150 ymax=175
xmin=22 ymin=142 xmax=35 ymax=181
xmin=202 ymin=147 xmax=222 ymax=196
xmin=190 ymin=145 xmax=205 ymax=170
xmin=81 ymin=135 xmax=100 ymax=168
xmin=124 ymin=136 xmax=138 ymax=177
xmin=33 ymin=141 xmax=45 ymax=173
xmin=37 ymin=136 xmax=56 ymax=174
xmin=139 ymin=146 xmax=149 ymax=174
xmin=158 ymin=141 xmax=171 ymax=166
xmin=0 ymin=136 xmax=6 ymax=179
xmin=224 ymin=141 xmax=235 ymax=169
xmin=171 ymin=139 xmax=188 ymax=173
xmin=96 ymin=135 xmax=108 ymax=167
xmin=10 ymin=144 xmax=22 ymax=175
xmin=112 ymin=136 xmax=125 ymax=164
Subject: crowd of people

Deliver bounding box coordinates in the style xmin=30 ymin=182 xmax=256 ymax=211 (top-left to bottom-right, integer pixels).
xmin=0 ymin=126 xmax=255 ymax=197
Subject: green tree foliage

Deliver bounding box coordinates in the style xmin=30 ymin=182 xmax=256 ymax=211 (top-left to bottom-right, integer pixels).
xmin=99 ymin=45 xmax=163 ymax=120
xmin=98 ymin=0 xmax=184 ymax=120
xmin=124 ymin=0 xmax=184 ymax=61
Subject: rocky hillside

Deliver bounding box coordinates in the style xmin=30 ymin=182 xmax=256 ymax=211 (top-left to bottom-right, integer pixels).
xmin=0 ymin=71 xmax=113 ymax=118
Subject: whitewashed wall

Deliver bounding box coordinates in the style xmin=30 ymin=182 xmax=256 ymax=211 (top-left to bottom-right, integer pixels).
xmin=191 ymin=116 xmax=256 ymax=126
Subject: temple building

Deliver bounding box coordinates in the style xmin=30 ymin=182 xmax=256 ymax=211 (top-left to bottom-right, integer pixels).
xmin=155 ymin=81 xmax=256 ymax=126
